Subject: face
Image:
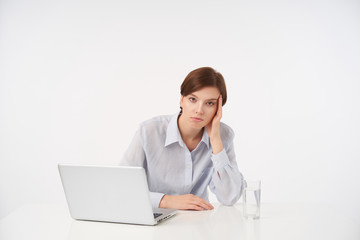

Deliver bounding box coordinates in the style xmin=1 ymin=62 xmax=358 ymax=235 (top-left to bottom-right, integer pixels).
xmin=180 ymin=86 xmax=220 ymax=130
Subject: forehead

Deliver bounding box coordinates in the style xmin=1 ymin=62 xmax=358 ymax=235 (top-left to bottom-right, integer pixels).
xmin=189 ymin=86 xmax=220 ymax=99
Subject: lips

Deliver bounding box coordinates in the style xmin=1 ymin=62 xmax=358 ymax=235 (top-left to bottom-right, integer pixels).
xmin=191 ymin=117 xmax=203 ymax=122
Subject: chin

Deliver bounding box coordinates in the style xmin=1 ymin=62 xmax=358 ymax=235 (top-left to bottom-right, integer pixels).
xmin=192 ymin=122 xmax=208 ymax=130
xmin=187 ymin=121 xmax=203 ymax=129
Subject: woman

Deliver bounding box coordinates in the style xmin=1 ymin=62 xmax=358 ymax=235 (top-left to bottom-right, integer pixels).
xmin=121 ymin=67 xmax=243 ymax=211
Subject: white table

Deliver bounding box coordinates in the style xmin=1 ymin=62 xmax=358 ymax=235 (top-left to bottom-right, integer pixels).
xmin=0 ymin=202 xmax=359 ymax=240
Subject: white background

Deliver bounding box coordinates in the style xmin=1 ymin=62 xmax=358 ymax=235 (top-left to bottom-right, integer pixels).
xmin=1 ymin=0 xmax=359 ymax=224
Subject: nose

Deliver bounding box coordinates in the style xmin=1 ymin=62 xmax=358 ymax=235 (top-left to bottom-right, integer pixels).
xmin=196 ymin=102 xmax=204 ymax=114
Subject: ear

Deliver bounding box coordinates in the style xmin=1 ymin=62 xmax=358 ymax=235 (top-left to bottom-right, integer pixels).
xmin=180 ymin=95 xmax=184 ymax=107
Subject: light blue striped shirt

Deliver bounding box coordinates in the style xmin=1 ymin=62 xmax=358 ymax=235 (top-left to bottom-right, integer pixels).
xmin=120 ymin=112 xmax=244 ymax=208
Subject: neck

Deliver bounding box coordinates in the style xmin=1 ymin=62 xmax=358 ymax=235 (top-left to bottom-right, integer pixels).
xmin=177 ymin=115 xmax=203 ymax=142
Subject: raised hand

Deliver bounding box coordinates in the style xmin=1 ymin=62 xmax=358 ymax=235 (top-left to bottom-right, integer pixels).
xmin=205 ymin=95 xmax=224 ymax=154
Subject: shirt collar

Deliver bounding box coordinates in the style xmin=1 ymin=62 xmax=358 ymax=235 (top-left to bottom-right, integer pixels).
xmin=164 ymin=112 xmax=210 ymax=149
xmin=200 ymin=129 xmax=210 ymax=149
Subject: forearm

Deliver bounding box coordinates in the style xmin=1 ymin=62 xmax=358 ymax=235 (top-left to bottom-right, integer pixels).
xmin=210 ymin=136 xmax=223 ymax=155
xmin=150 ymin=192 xmax=166 ymax=208
xmin=210 ymin=149 xmax=244 ymax=205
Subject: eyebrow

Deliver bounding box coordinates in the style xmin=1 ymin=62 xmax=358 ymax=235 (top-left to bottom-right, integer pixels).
xmin=189 ymin=93 xmax=218 ymax=101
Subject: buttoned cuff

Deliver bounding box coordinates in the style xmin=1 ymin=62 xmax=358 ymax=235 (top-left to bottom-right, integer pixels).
xmin=211 ymin=149 xmax=231 ymax=170
xmin=150 ymin=192 xmax=165 ymax=208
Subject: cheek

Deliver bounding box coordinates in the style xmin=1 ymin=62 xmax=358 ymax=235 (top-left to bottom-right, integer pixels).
xmin=209 ymin=107 xmax=217 ymax=116
xmin=182 ymin=102 xmax=195 ymax=112
xmin=205 ymin=108 xmax=217 ymax=119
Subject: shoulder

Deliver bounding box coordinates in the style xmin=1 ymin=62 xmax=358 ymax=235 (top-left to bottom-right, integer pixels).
xmin=138 ymin=114 xmax=173 ymax=136
xmin=140 ymin=114 xmax=172 ymax=127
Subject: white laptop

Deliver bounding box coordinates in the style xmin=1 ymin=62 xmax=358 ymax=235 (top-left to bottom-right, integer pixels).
xmin=58 ymin=164 xmax=177 ymax=225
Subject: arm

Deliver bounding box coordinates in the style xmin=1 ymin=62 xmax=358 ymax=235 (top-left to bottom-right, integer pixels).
xmin=120 ymin=130 xmax=166 ymax=209
xmin=209 ymin=142 xmax=244 ymax=205
xmin=206 ymin=95 xmax=244 ymax=205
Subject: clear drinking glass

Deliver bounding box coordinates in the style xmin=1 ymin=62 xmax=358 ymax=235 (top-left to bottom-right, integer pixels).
xmin=243 ymin=180 xmax=261 ymax=219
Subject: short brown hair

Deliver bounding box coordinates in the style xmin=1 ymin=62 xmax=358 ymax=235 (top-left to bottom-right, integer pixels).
xmin=180 ymin=67 xmax=227 ymax=106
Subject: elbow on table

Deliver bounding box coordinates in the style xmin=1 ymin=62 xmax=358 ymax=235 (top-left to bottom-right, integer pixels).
xmin=213 ymin=173 xmax=244 ymax=206
xmin=218 ymin=191 xmax=242 ymax=206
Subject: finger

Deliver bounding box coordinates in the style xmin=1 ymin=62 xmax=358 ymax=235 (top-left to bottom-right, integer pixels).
xmin=203 ymin=201 xmax=214 ymax=210
xmin=191 ymin=196 xmax=214 ymax=210
xmin=217 ymin=95 xmax=223 ymax=117
xmin=197 ymin=201 xmax=214 ymax=210
xmin=184 ymin=194 xmax=212 ymax=209
xmin=189 ymin=204 xmax=205 ymax=211
xmin=195 ymin=197 xmax=214 ymax=210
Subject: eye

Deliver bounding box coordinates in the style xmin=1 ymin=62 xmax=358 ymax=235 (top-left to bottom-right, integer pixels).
xmin=207 ymin=102 xmax=215 ymax=106
xmin=189 ymin=97 xmax=196 ymax=102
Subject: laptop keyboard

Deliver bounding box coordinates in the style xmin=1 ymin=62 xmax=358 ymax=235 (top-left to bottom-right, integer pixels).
xmin=153 ymin=213 xmax=163 ymax=219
